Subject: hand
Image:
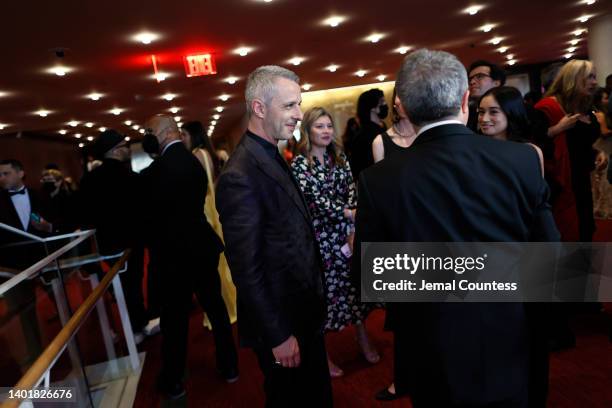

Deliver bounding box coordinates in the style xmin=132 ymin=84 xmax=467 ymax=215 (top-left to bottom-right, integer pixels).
xmin=343 ymin=208 xmax=356 ymax=222
xmin=595 ymin=151 xmax=608 ymax=171
xmin=347 ymin=231 xmax=355 ymax=253
xmin=272 ymin=335 xmax=300 ymax=368
xmin=30 ymin=217 xmax=53 ymax=233
xmin=556 ymin=114 xmax=581 ymax=132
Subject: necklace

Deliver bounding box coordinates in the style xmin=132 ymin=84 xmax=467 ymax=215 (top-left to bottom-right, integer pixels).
xmin=392 ymin=123 xmax=412 ymax=138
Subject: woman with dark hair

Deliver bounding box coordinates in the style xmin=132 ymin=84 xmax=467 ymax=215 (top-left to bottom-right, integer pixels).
xmin=291 ymin=107 xmax=379 ymax=378
xmin=180 ymin=121 xmax=237 ymax=327
xmin=592 ymin=87 xmax=612 ymax=219
xmin=372 ymin=87 xmax=417 ymax=163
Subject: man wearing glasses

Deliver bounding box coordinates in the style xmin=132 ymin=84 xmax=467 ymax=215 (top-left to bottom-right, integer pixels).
xmin=467 ymin=60 xmax=506 ymax=131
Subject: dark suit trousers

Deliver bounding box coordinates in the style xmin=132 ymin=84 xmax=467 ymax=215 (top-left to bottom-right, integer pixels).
xmin=159 ymin=250 xmax=237 ymax=384
xmin=253 ymin=331 xmax=332 ymax=408
xmin=119 ymin=245 xmax=148 ymax=332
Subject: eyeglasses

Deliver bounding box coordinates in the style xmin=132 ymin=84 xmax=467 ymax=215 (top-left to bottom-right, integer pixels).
xmin=468 ymin=73 xmax=492 ymax=82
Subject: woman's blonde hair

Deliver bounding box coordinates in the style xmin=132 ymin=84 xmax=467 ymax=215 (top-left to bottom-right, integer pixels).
xmin=295 ymin=107 xmax=345 ymax=166
xmin=545 ymin=59 xmax=595 ymax=114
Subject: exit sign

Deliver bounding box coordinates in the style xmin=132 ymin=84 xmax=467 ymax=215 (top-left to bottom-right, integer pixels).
xmin=183 ymin=54 xmax=217 ymax=77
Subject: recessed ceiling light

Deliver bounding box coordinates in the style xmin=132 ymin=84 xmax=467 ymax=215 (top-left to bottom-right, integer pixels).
xmin=0 ymin=91 xmax=9 ymax=98
xmin=153 ymin=72 xmax=169 ymax=82
xmin=480 ymin=23 xmax=495 ymax=33
xmin=35 ymin=109 xmax=51 ymax=117
xmin=139 ymin=128 xmax=145 ymax=134
xmin=323 ymin=15 xmax=346 ymax=27
xmin=85 ymin=122 xmax=94 ymax=128
xmin=132 ymin=31 xmax=160 ymax=45
xmin=355 ymin=70 xmax=367 ymax=77
xmin=131 ymin=125 xmax=140 ymax=130
xmin=75 ymin=133 xmax=82 ymax=139
xmin=506 ymin=54 xmax=515 ymax=60
xmin=0 ymin=123 xmax=6 ymax=130
xmin=211 ymin=120 xmax=217 ymax=126
xmin=569 ymin=39 xmax=580 ymax=46
xmin=395 ymin=46 xmax=411 ymax=55
xmin=124 ymin=120 xmax=132 ymax=126
xmin=124 ymin=136 xmax=131 ymax=141
xmin=78 ymin=143 xmax=85 ymax=148
xmin=209 ymin=125 xmax=215 ymax=131
xmin=288 ymin=57 xmax=305 ymax=66
xmin=215 ymin=106 xmax=224 ymax=113
xmin=507 ymin=59 xmax=517 ymax=66
xmin=110 ymin=108 xmax=123 ymax=115
xmin=234 ymin=46 xmax=253 ymax=57
xmin=377 ymin=75 xmax=387 ymax=82
xmin=302 ymin=83 xmax=312 ymax=91
xmin=366 ymin=33 xmax=384 ymax=43
xmin=572 ymin=28 xmax=587 ymax=36
xmin=162 ymin=93 xmax=177 ymax=101
xmin=87 ymin=92 xmax=103 ymax=101
xmin=577 ymin=15 xmax=593 ymax=23
xmin=567 ymin=47 xmax=577 ymax=53
xmin=58 ymin=129 xmax=67 ymax=135
xmin=47 ymin=66 xmax=72 ymax=77
xmin=464 ymin=5 xmax=484 ymax=15
xmin=489 ymin=37 xmax=503 ymax=45
xmin=213 ymin=114 xmax=221 ymax=120
xmin=326 ymin=64 xmax=339 ymax=72
xmin=219 ymin=94 xmax=230 ymax=102
xmin=86 ymin=136 xmax=94 ymax=141
xmin=497 ymin=46 xmax=509 ymax=53
xmin=581 ymin=0 xmax=596 ymax=5
xmin=68 ymin=120 xmax=79 ymax=127
xmin=174 ymin=116 xmax=181 ymax=122
xmin=564 ymin=53 xmax=574 ymax=59
xmin=225 ymin=76 xmax=239 ymax=85
xmin=99 ymin=127 xmax=107 ymax=132
xmin=169 ymin=107 xmax=180 ymax=114
xmin=177 ymin=122 xmax=183 ymax=127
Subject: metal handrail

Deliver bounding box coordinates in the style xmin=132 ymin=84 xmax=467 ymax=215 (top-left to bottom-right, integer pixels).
xmin=1 ymin=250 xmax=132 ymax=408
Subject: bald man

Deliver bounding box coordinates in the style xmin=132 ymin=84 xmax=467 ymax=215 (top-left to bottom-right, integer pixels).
xmin=143 ymin=115 xmax=238 ymax=399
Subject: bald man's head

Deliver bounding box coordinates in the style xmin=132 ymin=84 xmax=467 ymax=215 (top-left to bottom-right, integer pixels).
xmin=145 ymin=114 xmax=181 ymax=150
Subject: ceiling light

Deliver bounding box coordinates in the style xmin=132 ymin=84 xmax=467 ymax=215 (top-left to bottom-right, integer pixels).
xmin=577 ymin=15 xmax=593 ymax=23
xmin=68 ymin=120 xmax=79 ymax=127
xmin=162 ymin=93 xmax=177 ymax=101
xmin=219 ymin=94 xmax=230 ymax=101
xmin=0 ymin=123 xmax=6 ymax=130
xmin=395 ymin=46 xmax=411 ymax=55
xmin=489 ymin=37 xmax=503 ymax=45
xmin=35 ymin=109 xmax=51 ymax=117
xmin=564 ymin=53 xmax=574 ymax=59
xmin=78 ymin=143 xmax=85 ymax=148
xmin=302 ymin=83 xmax=312 ymax=91
xmin=58 ymin=129 xmax=67 ymax=135
xmin=131 ymin=125 xmax=139 ymax=130
xmin=124 ymin=120 xmax=132 ymax=126
xmin=154 ymin=72 xmax=169 ymax=82
xmin=174 ymin=116 xmax=181 ymax=122
xmin=87 ymin=92 xmax=103 ymax=101
xmin=326 ymin=64 xmax=339 ymax=72
xmin=323 ymin=15 xmax=346 ymax=27
xmin=169 ymin=107 xmax=180 ymax=114
xmin=355 ymin=70 xmax=367 ymax=78
xmin=86 ymin=136 xmax=94 ymax=141
xmin=507 ymin=59 xmax=517 ymax=66
xmin=132 ymin=31 xmax=160 ymax=45
xmin=124 ymin=136 xmax=131 ymax=141
xmin=47 ymin=66 xmax=71 ymax=77
xmin=567 ymin=47 xmax=577 ymax=53
xmin=0 ymin=91 xmax=9 ymax=98
xmin=75 ymin=133 xmax=82 ymax=139
xmin=213 ymin=114 xmax=220 ymax=120
xmin=110 ymin=108 xmax=123 ymax=115
xmin=464 ymin=5 xmax=484 ymax=15
xmin=497 ymin=46 xmax=509 ymax=53
xmin=288 ymin=57 xmax=305 ymax=66
xmin=506 ymin=54 xmax=515 ymax=60
xmin=234 ymin=46 xmax=253 ymax=57
xmin=366 ymin=33 xmax=384 ymax=43
xmin=225 ymin=76 xmax=239 ymax=85
xmin=177 ymin=122 xmax=183 ymax=127
xmin=215 ymin=106 xmax=224 ymax=113
xmin=84 ymin=122 xmax=93 ymax=128
xmin=211 ymin=120 xmax=217 ymax=126
xmin=139 ymin=128 xmax=145 ymax=134
xmin=569 ymin=39 xmax=579 ymax=46
xmin=99 ymin=127 xmax=107 ymax=132
xmin=572 ymin=28 xmax=587 ymax=36
xmin=377 ymin=75 xmax=386 ymax=82
xmin=480 ymin=24 xmax=495 ymax=32
xmin=581 ymin=0 xmax=596 ymax=5
xmin=209 ymin=125 xmax=215 ymax=131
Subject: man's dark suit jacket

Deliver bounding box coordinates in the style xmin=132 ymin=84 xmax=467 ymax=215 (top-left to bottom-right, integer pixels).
xmin=216 ymin=134 xmax=326 ymax=349
xmin=353 ymin=123 xmax=560 ymax=405
xmin=145 ymin=142 xmax=223 ymax=263
xmin=0 ymin=188 xmax=44 ymax=234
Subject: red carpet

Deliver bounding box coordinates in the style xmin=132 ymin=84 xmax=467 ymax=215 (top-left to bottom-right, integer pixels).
xmin=133 ymin=220 xmax=612 ymax=407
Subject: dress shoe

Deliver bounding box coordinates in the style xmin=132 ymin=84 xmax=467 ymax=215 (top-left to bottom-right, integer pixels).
xmin=158 ymin=381 xmax=186 ymax=400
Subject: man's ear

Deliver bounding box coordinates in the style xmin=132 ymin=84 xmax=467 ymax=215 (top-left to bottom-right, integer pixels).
xmin=252 ymin=99 xmax=266 ymax=119
xmin=461 ymin=90 xmax=470 ymax=114
xmin=17 ymin=169 xmax=25 ymax=180
xmin=493 ymin=80 xmax=501 ymax=87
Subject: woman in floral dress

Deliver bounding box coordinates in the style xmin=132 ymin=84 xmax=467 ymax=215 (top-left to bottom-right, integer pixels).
xmin=291 ymin=107 xmax=379 ymax=378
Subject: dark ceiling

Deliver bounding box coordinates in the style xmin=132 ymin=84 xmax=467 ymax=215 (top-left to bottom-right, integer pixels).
xmin=0 ymin=0 xmax=610 ymax=146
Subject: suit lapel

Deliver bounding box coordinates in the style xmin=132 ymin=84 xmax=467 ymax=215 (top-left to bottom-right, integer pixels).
xmin=242 ymin=136 xmax=311 ymax=223
xmin=0 ymin=190 xmax=24 ymax=230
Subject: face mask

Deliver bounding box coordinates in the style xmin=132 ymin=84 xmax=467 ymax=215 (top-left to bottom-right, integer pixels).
xmin=42 ymin=181 xmax=57 ymax=193
xmin=142 ymin=133 xmax=160 ymax=156
xmin=377 ymin=104 xmax=389 ymax=120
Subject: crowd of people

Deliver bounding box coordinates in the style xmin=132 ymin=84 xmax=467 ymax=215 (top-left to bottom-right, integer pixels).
xmin=1 ymin=48 xmax=611 ymax=407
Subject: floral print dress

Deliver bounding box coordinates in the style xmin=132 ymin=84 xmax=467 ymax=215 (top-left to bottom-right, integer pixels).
xmin=292 ymin=152 xmax=371 ymax=332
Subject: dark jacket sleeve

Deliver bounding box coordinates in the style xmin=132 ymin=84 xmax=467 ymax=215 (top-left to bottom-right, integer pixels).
xmin=216 ymin=170 xmax=291 ymax=348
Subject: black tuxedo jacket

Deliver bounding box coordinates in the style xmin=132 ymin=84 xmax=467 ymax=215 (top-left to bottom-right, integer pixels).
xmin=0 ymin=188 xmax=45 ymax=234
xmin=216 ymin=134 xmax=326 ymax=349
xmin=353 ymin=123 xmax=560 ymax=404
xmin=145 ymin=142 xmax=223 ymax=261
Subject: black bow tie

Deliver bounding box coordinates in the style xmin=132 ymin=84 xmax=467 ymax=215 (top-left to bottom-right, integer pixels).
xmin=8 ymin=189 xmax=26 ymax=196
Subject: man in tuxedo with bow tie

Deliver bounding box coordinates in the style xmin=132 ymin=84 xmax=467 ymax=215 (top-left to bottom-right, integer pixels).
xmin=216 ymin=66 xmax=332 ymax=407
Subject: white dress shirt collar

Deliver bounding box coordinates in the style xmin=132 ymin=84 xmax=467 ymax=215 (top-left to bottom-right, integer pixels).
xmin=161 ymin=140 xmax=182 ymax=156
xmin=416 ymin=119 xmax=464 ymax=137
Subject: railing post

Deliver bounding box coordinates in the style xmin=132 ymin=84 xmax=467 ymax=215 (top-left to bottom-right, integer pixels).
xmin=111 ymin=267 xmax=140 ymax=372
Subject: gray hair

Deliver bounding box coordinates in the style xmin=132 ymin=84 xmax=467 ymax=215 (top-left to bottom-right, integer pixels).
xmin=395 ymin=49 xmax=468 ymax=126
xmin=245 ymin=65 xmax=300 ymax=116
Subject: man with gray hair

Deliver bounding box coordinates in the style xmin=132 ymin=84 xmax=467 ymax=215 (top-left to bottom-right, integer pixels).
xmin=353 ymin=49 xmax=559 ymax=407
xmin=217 ymin=66 xmax=332 ymax=406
